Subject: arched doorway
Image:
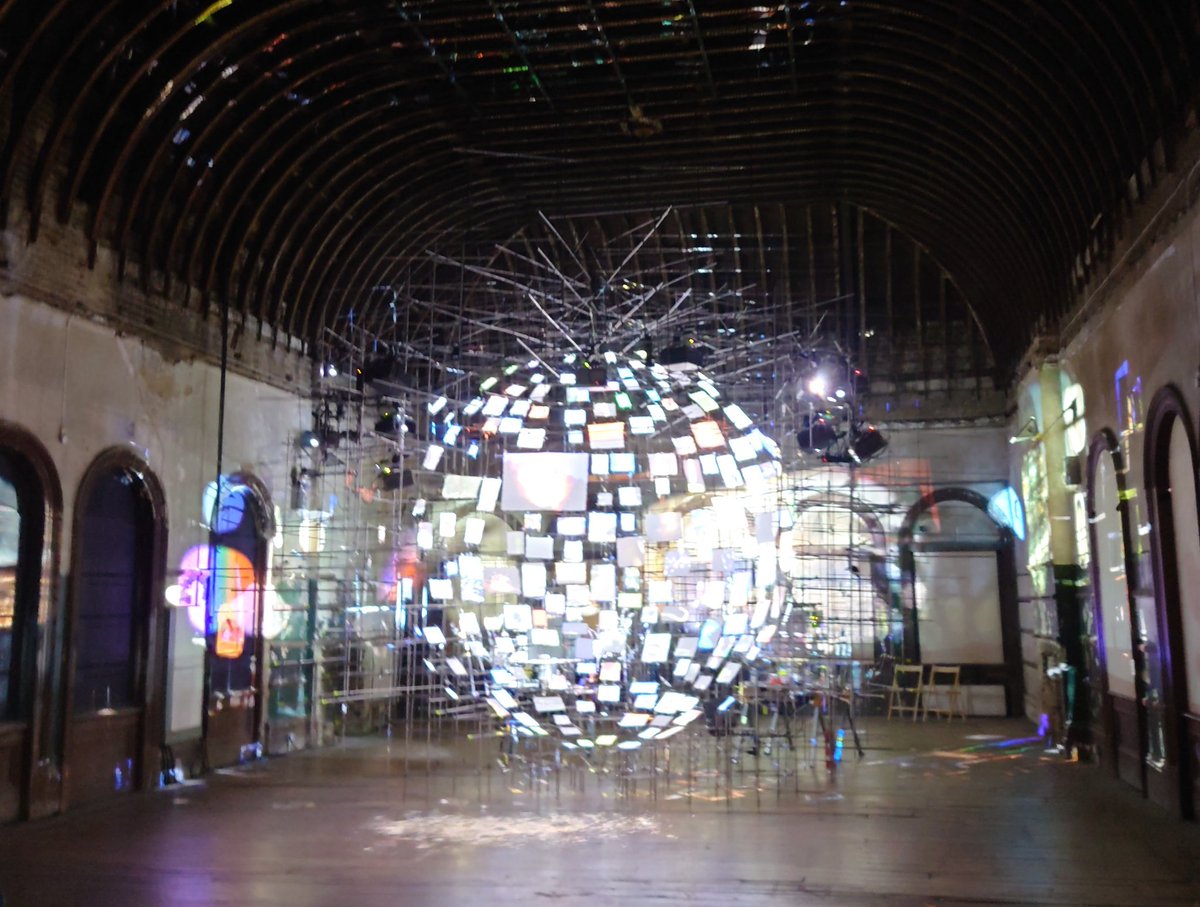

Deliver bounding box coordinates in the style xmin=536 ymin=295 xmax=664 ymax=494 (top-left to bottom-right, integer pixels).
xmin=0 ymin=421 xmax=62 ymax=821
xmin=204 ymin=476 xmax=271 ymax=768
xmin=63 ymin=450 xmax=168 ymax=808
xmin=898 ymin=488 xmax=1022 ymax=716
xmin=786 ymin=492 xmax=897 ymax=663
xmin=1086 ymin=430 xmax=1141 ymax=791
xmin=1144 ymin=386 xmax=1199 ymax=818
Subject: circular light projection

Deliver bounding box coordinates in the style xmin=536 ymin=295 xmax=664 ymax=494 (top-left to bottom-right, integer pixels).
xmin=201 ymin=478 xmax=248 ymax=533
xmin=171 ymin=544 xmax=257 ymax=634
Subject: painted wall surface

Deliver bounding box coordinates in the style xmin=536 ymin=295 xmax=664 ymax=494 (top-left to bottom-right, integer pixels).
xmin=1063 ymin=203 xmax=1200 ymax=573
xmin=1053 ymin=196 xmax=1200 ymax=726
xmin=914 ymin=551 xmax=1004 ymax=663
xmin=881 ymin=424 xmax=1010 ymax=486
xmin=0 ymin=291 xmax=307 ymax=738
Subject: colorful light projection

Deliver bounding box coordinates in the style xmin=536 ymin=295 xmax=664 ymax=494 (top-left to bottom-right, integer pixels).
xmin=987 ymin=487 xmax=1026 ymax=541
xmin=1021 ymin=447 xmax=1050 ymax=576
xmin=201 ymin=477 xmax=248 ymax=533
xmin=166 ymin=544 xmax=259 ymax=657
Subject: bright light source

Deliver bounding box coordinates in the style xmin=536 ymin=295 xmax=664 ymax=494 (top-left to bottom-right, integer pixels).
xmin=807 ymin=375 xmax=828 ymax=397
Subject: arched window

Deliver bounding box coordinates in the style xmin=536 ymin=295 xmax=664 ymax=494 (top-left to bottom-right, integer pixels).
xmin=0 ymin=449 xmax=51 ymax=725
xmin=786 ymin=497 xmax=892 ymax=661
xmin=0 ymin=455 xmax=25 ymax=720
xmin=898 ymin=487 xmax=1022 ymax=716
xmin=66 ymin=452 xmax=168 ymax=809
xmin=0 ymin=424 xmax=61 ymax=823
xmin=72 ymin=469 xmax=150 ymax=713
xmin=1143 ymin=387 xmax=1200 ymax=817
xmin=202 ymin=476 xmax=271 ymax=768
xmin=1166 ymin=420 xmax=1200 ymax=717
xmin=209 ymin=483 xmax=263 ymax=696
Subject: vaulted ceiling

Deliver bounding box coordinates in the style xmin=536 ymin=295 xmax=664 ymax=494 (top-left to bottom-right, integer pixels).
xmin=0 ymin=1 xmax=1197 ymax=370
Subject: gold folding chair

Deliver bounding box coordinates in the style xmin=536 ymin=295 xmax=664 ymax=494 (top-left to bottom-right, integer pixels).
xmin=922 ymin=665 xmax=965 ymax=720
xmin=887 ymin=664 xmax=924 ymax=721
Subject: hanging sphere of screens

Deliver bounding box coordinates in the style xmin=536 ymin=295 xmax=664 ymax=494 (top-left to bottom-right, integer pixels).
xmin=402 ymin=350 xmax=793 ymax=750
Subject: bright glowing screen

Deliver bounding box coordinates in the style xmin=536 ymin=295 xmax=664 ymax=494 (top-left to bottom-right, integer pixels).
xmin=500 ymin=452 xmax=590 ymax=512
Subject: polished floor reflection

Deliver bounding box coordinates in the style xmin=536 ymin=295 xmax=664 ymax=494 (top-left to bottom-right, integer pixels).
xmin=1 ymin=718 xmax=1198 ymax=906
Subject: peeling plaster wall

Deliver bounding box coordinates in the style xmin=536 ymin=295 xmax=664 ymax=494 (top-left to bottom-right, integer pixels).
xmin=0 ymin=290 xmax=308 ymax=741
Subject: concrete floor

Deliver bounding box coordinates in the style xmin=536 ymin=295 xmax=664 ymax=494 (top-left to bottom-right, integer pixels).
xmin=1 ymin=718 xmax=1198 ymax=906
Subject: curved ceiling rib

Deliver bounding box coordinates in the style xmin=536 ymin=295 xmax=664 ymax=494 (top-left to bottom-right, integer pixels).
xmin=0 ymin=0 xmax=1195 ymax=368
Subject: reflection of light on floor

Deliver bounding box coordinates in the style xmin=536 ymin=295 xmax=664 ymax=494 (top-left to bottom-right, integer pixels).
xmin=963 ymin=734 xmax=1005 ymax=741
xmin=924 ymin=736 xmax=1045 ymax=768
xmin=959 ymin=736 xmax=1041 ymax=753
xmin=374 ymin=813 xmax=662 ymax=849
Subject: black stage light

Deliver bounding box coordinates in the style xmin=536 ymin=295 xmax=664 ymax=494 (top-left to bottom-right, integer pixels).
xmin=849 ymin=425 xmax=888 ymax=462
xmin=797 ymin=414 xmax=841 ymax=453
xmin=374 ymin=412 xmax=399 ymax=435
xmin=376 ymin=456 xmax=413 ymax=491
xmin=373 ymin=398 xmax=418 ymax=437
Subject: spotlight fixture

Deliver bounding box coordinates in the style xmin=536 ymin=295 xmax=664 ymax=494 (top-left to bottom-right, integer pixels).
xmin=817 ymin=423 xmax=888 ymax=465
xmin=297 ymin=430 xmax=321 ymax=450
xmin=848 ymin=425 xmax=888 ymax=463
xmin=796 ymin=414 xmax=841 ymax=454
xmin=796 ymin=350 xmax=855 ymax=406
xmin=374 ymin=403 xmax=415 ymax=437
xmin=376 ymin=455 xmax=413 ymax=491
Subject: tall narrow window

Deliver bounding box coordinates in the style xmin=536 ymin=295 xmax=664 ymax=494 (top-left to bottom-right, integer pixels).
xmin=0 ymin=461 xmax=20 ymax=718
xmin=73 ymin=470 xmax=147 ymax=713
